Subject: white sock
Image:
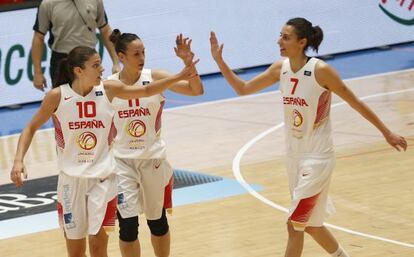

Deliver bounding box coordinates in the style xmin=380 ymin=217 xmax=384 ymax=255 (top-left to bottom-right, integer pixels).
xmin=331 ymin=245 xmax=350 ymax=257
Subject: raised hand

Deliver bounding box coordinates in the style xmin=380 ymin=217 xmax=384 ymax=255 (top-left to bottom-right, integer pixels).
xmin=174 ymin=33 xmax=195 ymax=66
xmin=210 ymin=31 xmax=224 ymax=62
xmin=385 ymin=132 xmax=408 ymax=152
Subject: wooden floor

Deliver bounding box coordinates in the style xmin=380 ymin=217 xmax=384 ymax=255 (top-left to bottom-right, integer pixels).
xmin=0 ymin=69 xmax=413 ymax=256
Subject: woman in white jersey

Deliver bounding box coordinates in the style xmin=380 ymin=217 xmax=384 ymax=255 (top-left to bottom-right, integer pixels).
xmin=10 ymin=46 xmax=197 ymax=257
xmin=108 ymin=29 xmax=203 ymax=257
xmin=210 ymin=18 xmax=407 ymax=257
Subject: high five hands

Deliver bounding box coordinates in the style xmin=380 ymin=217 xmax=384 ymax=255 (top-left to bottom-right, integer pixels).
xmin=209 ymin=31 xmax=224 ymax=62
xmin=175 ymin=33 xmax=198 ymax=66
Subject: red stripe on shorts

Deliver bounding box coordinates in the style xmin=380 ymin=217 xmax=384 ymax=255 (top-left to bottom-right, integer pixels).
xmin=57 ymin=202 xmax=64 ymax=228
xmin=290 ymin=192 xmax=321 ymax=225
xmin=102 ymin=196 xmax=117 ymax=227
xmin=164 ymin=176 xmax=174 ymax=210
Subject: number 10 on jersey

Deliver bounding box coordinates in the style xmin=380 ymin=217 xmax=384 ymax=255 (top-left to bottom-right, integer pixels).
xmin=76 ymin=101 xmax=96 ymax=118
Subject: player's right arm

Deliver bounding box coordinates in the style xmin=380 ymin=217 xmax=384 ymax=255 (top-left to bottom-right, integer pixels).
xmin=104 ymin=61 xmax=199 ymax=101
xmin=10 ymin=89 xmax=61 ymax=187
xmin=210 ymin=31 xmax=282 ymax=95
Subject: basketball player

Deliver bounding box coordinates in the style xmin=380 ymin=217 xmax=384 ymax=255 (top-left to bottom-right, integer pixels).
xmin=10 ymin=46 xmax=198 ymax=257
xmin=210 ymin=18 xmax=407 ymax=257
xmin=108 ymin=30 xmax=203 ymax=257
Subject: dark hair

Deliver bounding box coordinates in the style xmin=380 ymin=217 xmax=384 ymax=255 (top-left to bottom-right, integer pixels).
xmin=54 ymin=46 xmax=98 ymax=87
xmin=286 ymin=17 xmax=323 ymax=53
xmin=109 ymin=29 xmax=141 ymax=54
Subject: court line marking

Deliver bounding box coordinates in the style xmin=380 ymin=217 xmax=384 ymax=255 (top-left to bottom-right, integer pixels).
xmin=232 ymin=87 xmax=414 ymax=249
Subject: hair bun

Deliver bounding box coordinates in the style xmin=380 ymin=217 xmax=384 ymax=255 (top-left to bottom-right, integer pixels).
xmin=109 ymin=29 xmax=122 ymax=44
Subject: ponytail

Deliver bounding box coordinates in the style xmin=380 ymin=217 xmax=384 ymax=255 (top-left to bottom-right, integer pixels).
xmin=109 ymin=28 xmax=122 ymax=46
xmin=286 ymin=17 xmax=324 ymax=53
xmin=54 ymin=58 xmax=72 ymax=88
xmin=109 ymin=28 xmax=140 ymax=54
xmin=53 ymin=46 xmax=97 ymax=87
xmin=309 ymin=26 xmax=323 ymax=53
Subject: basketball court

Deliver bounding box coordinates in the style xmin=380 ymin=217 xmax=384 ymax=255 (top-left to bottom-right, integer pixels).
xmin=0 ymin=59 xmax=413 ymax=256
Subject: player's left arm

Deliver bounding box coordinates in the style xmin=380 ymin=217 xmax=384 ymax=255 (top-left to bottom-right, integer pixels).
xmin=152 ymin=69 xmax=204 ymax=96
xmin=315 ymin=61 xmax=407 ymax=151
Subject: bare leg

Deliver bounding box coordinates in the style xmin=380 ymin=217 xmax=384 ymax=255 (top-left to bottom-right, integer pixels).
xmin=119 ymin=239 xmax=141 ymax=257
xmin=284 ymin=221 xmax=304 ymax=257
xmin=65 ymin=234 xmax=87 ymax=257
xmin=305 ymin=226 xmax=338 ymax=253
xmin=151 ymin=231 xmax=170 ymax=257
xmin=88 ymin=227 xmax=109 ymax=257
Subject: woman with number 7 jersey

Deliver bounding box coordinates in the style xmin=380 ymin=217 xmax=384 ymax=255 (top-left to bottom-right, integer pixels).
xmin=9 ymin=45 xmax=198 ymax=257
xmin=210 ymin=18 xmax=407 ymax=257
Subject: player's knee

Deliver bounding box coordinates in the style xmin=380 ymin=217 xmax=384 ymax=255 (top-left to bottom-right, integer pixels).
xmin=286 ymin=219 xmax=304 ymax=236
xmin=117 ymin=212 xmax=139 ymax=242
xmin=147 ymin=209 xmax=169 ymax=236
xmin=286 ymin=220 xmax=295 ymax=234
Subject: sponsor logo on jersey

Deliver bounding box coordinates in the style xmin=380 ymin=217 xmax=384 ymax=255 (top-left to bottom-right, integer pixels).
xmin=118 ymin=107 xmax=151 ymax=118
xmin=292 ymin=109 xmax=304 ymax=127
xmin=77 ymin=131 xmax=97 ymax=150
xmin=95 ymin=91 xmax=103 ymax=96
xmin=283 ymin=96 xmax=309 ymax=107
xmin=304 ymin=70 xmax=312 ymax=76
xmin=69 ymin=119 xmax=106 ymax=130
xmin=154 ymin=159 xmax=161 ymax=169
xmin=142 ymin=81 xmax=150 ymax=85
xmin=64 ymin=96 xmax=73 ymax=101
xmin=379 ymin=0 xmax=414 ymax=25
xmin=127 ymin=119 xmax=146 ymax=138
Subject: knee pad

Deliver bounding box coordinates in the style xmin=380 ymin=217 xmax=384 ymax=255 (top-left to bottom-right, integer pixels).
xmin=117 ymin=212 xmax=139 ymax=242
xmin=147 ymin=209 xmax=169 ymax=236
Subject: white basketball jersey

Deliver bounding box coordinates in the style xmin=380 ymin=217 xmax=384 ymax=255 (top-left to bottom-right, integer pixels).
xmin=52 ymin=83 xmax=117 ymax=178
xmin=280 ymin=58 xmax=334 ymax=156
xmin=108 ymin=69 xmax=167 ymax=159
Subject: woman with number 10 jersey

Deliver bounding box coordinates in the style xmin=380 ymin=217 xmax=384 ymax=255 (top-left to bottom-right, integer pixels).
xmin=10 ymin=46 xmax=198 ymax=257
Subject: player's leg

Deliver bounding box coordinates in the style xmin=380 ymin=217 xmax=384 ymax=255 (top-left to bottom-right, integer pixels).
xmin=116 ymin=158 xmax=142 ymax=257
xmin=306 ymin=226 xmax=349 ymax=256
xmin=284 ymin=220 xmax=305 ymax=257
xmin=285 ymin=192 xmax=321 ymax=257
xmin=88 ymin=227 xmax=109 ymax=257
xmin=140 ymin=159 xmax=173 ymax=257
xmin=87 ymin=175 xmax=117 ymax=257
xmin=118 ymin=212 xmax=141 ymax=257
xmin=147 ymin=209 xmax=171 ymax=257
xmin=65 ymin=237 xmax=87 ymax=257
xmin=57 ymin=172 xmax=89 ymax=257
xmin=284 ymin=157 xmax=333 ymax=257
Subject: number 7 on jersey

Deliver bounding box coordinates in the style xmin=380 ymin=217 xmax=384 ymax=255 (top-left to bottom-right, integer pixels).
xmin=290 ymin=78 xmax=299 ymax=95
